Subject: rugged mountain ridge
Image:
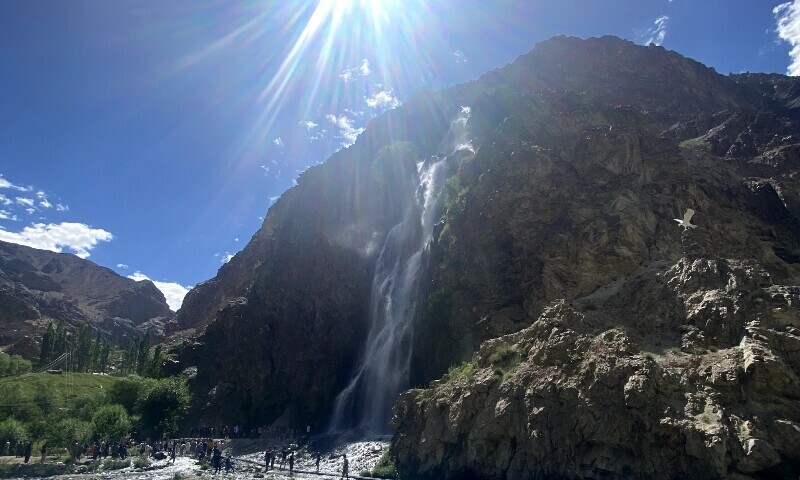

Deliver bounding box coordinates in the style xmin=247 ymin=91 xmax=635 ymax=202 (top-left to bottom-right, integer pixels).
xmin=0 ymin=240 xmax=172 ymax=357
xmin=175 ymin=35 xmax=799 ymax=477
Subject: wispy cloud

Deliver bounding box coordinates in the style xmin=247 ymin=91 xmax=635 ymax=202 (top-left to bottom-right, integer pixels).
xmin=300 ymin=120 xmax=319 ymax=130
xmin=639 ymin=15 xmax=670 ymax=46
xmin=453 ymin=50 xmax=467 ymax=63
xmin=273 ymin=137 xmax=284 ymax=147
xmin=128 ymin=271 xmax=190 ymax=311
xmin=15 ymin=197 xmax=35 ymax=208
xmin=366 ymin=90 xmax=401 ymax=110
xmin=326 ymin=114 xmax=364 ymax=147
xmin=116 ymin=263 xmax=129 ymax=269
xmin=220 ymin=252 xmax=234 ymax=264
xmin=0 ymin=210 xmax=17 ymax=221
xmin=0 ymin=195 xmax=11 ymax=206
xmin=340 ymin=59 xmax=371 ymax=82
xmin=0 ymin=175 xmax=31 ymax=192
xmin=56 ymin=203 xmax=69 ymax=212
xmin=0 ymin=222 xmax=113 ymax=258
xmin=775 ymin=1 xmax=800 ymax=75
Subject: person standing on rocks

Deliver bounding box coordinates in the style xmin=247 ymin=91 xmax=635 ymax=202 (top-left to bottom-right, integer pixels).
xmin=23 ymin=442 xmax=32 ymax=464
xmin=316 ymin=452 xmax=321 ymax=472
xmin=288 ymin=451 xmax=294 ymax=474
xmin=40 ymin=443 xmax=47 ymax=463
xmin=280 ymin=448 xmax=287 ymax=469
xmin=341 ymin=454 xmax=349 ymax=479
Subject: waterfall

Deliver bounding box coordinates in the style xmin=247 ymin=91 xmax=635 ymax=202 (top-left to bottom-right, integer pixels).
xmin=329 ymin=107 xmax=473 ymax=434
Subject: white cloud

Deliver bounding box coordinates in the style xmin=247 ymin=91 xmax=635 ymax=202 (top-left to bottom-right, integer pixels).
xmin=234 ymin=237 xmax=239 ymax=242
xmin=116 ymin=263 xmax=129 ymax=269
xmin=0 ymin=195 xmax=11 ymax=206
xmin=340 ymin=59 xmax=371 ymax=82
xmin=0 ymin=210 xmax=18 ymax=221
xmin=40 ymin=199 xmax=52 ymax=208
xmin=273 ymin=137 xmax=284 ymax=147
xmin=127 ymin=271 xmax=190 ymax=312
xmin=260 ymin=165 xmax=271 ymax=175
xmin=326 ymin=114 xmax=364 ymax=146
xmin=0 ymin=222 xmax=113 ymax=258
xmin=56 ymin=203 xmax=69 ymax=211
xmin=0 ymin=175 xmax=31 ymax=192
xmin=775 ymin=1 xmax=800 ymax=76
xmin=640 ymin=15 xmax=670 ymax=46
xmin=300 ymin=120 xmax=319 ymax=130
xmin=366 ymin=90 xmax=401 ymax=110
xmin=15 ymin=197 xmax=34 ymax=207
xmin=453 ymin=50 xmax=467 ymax=63
xmin=359 ymin=58 xmax=371 ymax=76
xmin=25 ymin=208 xmax=35 ymax=215
xmin=221 ymin=252 xmax=234 ymax=264
xmin=269 ymin=196 xmax=280 ymax=204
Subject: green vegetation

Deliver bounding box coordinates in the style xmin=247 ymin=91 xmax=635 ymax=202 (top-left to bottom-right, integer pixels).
xmin=38 ymin=321 xmax=112 ymax=373
xmin=488 ymin=345 xmax=520 ymax=365
xmin=363 ymin=452 xmax=399 ymax=479
xmin=102 ymin=459 xmax=131 ymax=471
xmin=679 ymin=137 xmax=711 ymax=152
xmin=0 ymin=351 xmax=32 ymax=377
xmin=447 ymin=361 xmax=475 ymax=381
xmin=0 ymin=372 xmax=191 ymax=449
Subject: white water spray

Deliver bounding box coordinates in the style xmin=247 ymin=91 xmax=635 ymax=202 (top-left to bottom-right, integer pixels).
xmin=330 ymin=107 xmax=473 ymax=433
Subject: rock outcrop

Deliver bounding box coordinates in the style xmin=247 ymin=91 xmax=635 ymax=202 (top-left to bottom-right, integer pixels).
xmin=176 ymin=35 xmax=799 ymax=477
xmin=0 ymin=240 xmax=172 ymax=356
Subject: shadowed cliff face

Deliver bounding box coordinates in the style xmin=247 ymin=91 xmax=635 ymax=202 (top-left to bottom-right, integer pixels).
xmin=177 ymin=36 xmax=799 ymax=476
xmin=0 ymin=240 xmax=172 ymax=356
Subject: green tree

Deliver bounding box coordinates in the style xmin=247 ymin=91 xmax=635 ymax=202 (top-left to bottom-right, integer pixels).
xmin=106 ymin=376 xmax=155 ymax=413
xmin=136 ymin=331 xmax=151 ymax=376
xmin=38 ymin=322 xmax=56 ymax=368
xmin=46 ymin=418 xmax=92 ymax=448
xmin=0 ymin=418 xmax=29 ymax=451
xmin=138 ymin=377 xmax=190 ymax=438
xmin=92 ymin=404 xmax=131 ymax=442
xmin=33 ymin=384 xmax=59 ymax=414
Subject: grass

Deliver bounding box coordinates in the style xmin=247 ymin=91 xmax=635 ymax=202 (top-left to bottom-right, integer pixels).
xmin=0 ymin=372 xmax=115 ymax=402
xmin=679 ymin=137 xmax=711 ymax=152
xmin=447 ymin=361 xmax=475 ymax=381
xmin=133 ymin=457 xmax=151 ymax=469
xmin=363 ymin=452 xmax=399 ymax=479
xmin=488 ymin=345 xmax=520 ymax=365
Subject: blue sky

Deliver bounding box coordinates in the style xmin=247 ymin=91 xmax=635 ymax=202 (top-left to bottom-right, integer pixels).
xmin=1 ymin=0 xmax=799 ymax=310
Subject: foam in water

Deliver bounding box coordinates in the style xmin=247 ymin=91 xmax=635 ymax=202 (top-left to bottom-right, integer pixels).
xmin=329 ymin=107 xmax=473 ymax=433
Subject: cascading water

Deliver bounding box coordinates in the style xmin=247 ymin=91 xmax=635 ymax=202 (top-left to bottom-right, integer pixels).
xmin=330 ymin=107 xmax=474 ymax=434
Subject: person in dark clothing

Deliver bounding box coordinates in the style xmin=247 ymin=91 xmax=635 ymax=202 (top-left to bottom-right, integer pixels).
xmin=341 ymin=454 xmax=349 ymax=478
xmin=212 ymin=447 xmax=222 ymax=474
xmin=225 ymin=455 xmax=233 ymax=473
xmin=316 ymin=452 xmax=321 ymax=472
xmin=170 ymin=444 xmax=176 ymax=464
xmin=264 ymin=448 xmax=271 ymax=470
xmin=288 ymin=452 xmax=294 ymax=474
xmin=23 ymin=442 xmax=32 ymax=464
xmin=280 ymin=449 xmax=287 ymax=469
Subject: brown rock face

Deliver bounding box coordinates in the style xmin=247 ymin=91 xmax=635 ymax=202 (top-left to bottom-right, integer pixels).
xmin=0 ymin=240 xmax=172 ymax=356
xmin=177 ymin=35 xmax=799 ymax=476
xmin=389 ymin=37 xmax=800 ymax=479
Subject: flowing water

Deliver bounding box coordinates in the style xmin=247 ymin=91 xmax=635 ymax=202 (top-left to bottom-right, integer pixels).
xmin=329 ymin=107 xmax=473 ymax=434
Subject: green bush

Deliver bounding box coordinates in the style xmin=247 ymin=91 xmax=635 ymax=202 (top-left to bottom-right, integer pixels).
xmin=106 ymin=375 xmax=156 ymax=413
xmin=138 ymin=377 xmax=190 ymax=438
xmin=0 ymin=418 xmax=29 ymax=450
xmin=0 ymin=351 xmax=32 ymax=377
xmin=133 ymin=457 xmax=151 ymax=469
xmin=447 ymin=361 xmax=475 ymax=381
xmin=93 ymin=404 xmax=131 ymax=442
xmin=368 ymin=452 xmax=399 ymax=479
xmin=46 ymin=418 xmax=92 ymax=448
xmin=488 ymin=345 xmax=519 ymax=365
xmin=102 ymin=459 xmax=130 ymax=470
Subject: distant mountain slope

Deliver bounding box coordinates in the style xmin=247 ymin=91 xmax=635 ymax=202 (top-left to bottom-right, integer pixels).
xmin=174 ymin=36 xmax=799 ymax=478
xmin=0 ymin=240 xmax=172 ymax=357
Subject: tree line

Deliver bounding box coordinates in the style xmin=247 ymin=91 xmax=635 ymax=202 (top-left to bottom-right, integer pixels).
xmin=38 ymin=321 xmax=111 ymax=373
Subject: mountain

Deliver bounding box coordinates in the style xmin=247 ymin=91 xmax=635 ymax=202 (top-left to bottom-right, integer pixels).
xmin=174 ymin=35 xmax=800 ymax=478
xmin=0 ymin=240 xmax=173 ymax=358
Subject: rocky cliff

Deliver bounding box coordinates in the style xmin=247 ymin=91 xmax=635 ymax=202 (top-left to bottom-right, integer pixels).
xmin=177 ymin=35 xmax=799 ymax=477
xmin=0 ymin=240 xmax=172 ymax=357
